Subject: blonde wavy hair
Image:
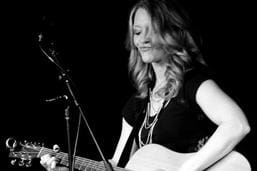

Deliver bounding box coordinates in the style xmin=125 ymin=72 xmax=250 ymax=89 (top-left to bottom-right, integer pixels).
xmin=126 ymin=0 xmax=206 ymax=100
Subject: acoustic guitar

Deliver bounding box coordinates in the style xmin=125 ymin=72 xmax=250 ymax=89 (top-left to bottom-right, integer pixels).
xmin=6 ymin=138 xmax=251 ymax=171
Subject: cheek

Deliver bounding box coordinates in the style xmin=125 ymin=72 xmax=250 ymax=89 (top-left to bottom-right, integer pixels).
xmin=133 ymin=36 xmax=139 ymax=48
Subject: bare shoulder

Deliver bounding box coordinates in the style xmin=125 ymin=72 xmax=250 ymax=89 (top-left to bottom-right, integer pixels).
xmin=195 ymin=79 xmax=243 ymax=124
xmin=196 ymin=79 xmax=230 ymax=103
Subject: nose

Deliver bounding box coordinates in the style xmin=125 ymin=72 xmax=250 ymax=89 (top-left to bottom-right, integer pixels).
xmin=139 ymin=32 xmax=151 ymax=45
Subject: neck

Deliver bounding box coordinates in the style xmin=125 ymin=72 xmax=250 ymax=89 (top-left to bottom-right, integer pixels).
xmin=151 ymin=62 xmax=167 ymax=89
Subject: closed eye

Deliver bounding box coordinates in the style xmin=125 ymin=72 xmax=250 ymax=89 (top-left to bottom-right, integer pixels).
xmin=133 ymin=31 xmax=141 ymax=36
xmin=133 ymin=27 xmax=141 ymax=36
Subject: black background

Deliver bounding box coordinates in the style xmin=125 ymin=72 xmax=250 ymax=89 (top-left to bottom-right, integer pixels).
xmin=1 ymin=0 xmax=256 ymax=170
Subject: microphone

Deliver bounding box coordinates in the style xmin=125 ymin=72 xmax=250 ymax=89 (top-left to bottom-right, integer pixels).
xmin=45 ymin=95 xmax=68 ymax=102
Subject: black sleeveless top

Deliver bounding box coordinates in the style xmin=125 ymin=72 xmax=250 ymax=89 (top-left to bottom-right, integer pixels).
xmin=122 ymin=65 xmax=217 ymax=153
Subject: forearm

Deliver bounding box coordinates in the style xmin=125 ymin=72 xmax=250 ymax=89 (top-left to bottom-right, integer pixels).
xmin=112 ymin=118 xmax=133 ymax=165
xmin=181 ymin=123 xmax=250 ymax=171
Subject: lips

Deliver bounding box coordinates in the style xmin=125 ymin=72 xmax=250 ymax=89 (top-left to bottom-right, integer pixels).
xmin=139 ymin=46 xmax=152 ymax=52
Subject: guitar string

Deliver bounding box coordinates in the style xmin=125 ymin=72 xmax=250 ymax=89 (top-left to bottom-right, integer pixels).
xmin=42 ymin=147 xmax=126 ymax=171
xmin=42 ymin=148 xmax=103 ymax=170
xmin=61 ymin=155 xmax=106 ymax=171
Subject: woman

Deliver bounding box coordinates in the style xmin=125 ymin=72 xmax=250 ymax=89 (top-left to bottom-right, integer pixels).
xmin=41 ymin=0 xmax=250 ymax=170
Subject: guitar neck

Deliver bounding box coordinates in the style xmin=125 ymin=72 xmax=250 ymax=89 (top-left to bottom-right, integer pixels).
xmin=38 ymin=147 xmax=128 ymax=171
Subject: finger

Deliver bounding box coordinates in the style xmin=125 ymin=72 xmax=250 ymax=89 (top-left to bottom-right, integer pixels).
xmin=46 ymin=167 xmax=52 ymax=171
xmin=50 ymin=158 xmax=57 ymax=169
xmin=46 ymin=156 xmax=57 ymax=167
xmin=40 ymin=154 xmax=51 ymax=166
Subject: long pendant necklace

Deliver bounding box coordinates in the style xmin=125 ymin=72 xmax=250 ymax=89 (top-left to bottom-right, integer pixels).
xmin=139 ymin=99 xmax=164 ymax=148
xmin=145 ymin=102 xmax=162 ymax=129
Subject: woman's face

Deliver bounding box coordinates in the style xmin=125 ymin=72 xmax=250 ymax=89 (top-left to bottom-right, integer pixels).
xmin=133 ymin=8 xmax=166 ymax=64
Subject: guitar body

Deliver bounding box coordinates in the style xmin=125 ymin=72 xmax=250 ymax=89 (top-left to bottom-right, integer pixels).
xmin=125 ymin=144 xmax=251 ymax=171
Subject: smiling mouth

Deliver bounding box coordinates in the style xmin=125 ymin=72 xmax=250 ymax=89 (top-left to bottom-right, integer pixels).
xmin=140 ymin=47 xmax=152 ymax=52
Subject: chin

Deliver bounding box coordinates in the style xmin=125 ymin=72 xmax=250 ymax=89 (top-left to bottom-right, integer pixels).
xmin=141 ymin=55 xmax=154 ymax=63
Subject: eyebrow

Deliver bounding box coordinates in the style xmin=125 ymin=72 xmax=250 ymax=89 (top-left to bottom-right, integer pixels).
xmin=133 ymin=25 xmax=141 ymax=29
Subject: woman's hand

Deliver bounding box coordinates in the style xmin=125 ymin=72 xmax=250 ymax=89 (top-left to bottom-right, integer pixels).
xmin=40 ymin=154 xmax=68 ymax=171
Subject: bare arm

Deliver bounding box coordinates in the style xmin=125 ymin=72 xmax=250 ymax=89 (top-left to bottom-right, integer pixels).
xmin=111 ymin=118 xmax=133 ymax=166
xmin=180 ymin=79 xmax=250 ymax=171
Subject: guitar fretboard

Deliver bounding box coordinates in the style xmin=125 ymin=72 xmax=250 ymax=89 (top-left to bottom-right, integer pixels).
xmin=38 ymin=147 xmax=129 ymax=171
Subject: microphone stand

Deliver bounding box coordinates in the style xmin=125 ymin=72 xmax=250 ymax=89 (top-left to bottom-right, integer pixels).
xmin=39 ymin=45 xmax=114 ymax=171
xmin=64 ymin=105 xmax=73 ymax=171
